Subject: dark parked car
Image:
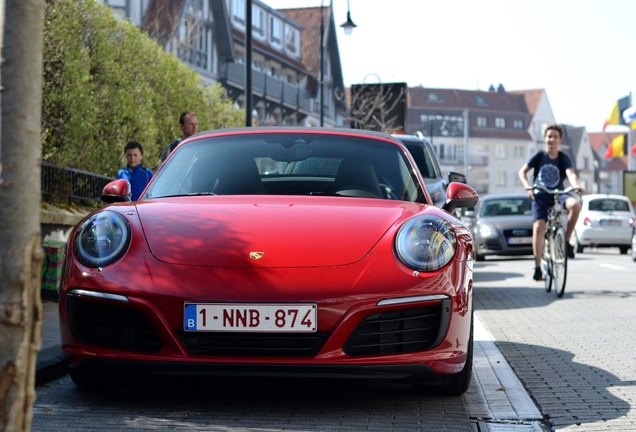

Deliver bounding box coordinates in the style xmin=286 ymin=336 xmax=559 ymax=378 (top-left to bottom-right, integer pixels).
xmin=393 ymin=132 xmax=466 ymax=207
xmin=462 ymin=193 xmax=534 ymax=261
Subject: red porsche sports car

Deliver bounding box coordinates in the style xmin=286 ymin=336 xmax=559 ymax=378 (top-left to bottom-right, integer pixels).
xmin=60 ymin=127 xmax=479 ymax=395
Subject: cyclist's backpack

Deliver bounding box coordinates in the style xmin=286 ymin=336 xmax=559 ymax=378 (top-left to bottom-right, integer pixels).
xmin=529 ymin=151 xmax=566 ymax=182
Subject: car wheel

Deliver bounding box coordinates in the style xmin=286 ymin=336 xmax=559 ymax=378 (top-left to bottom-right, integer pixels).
xmin=619 ymin=246 xmax=629 ymax=255
xmin=474 ymin=246 xmax=485 ymax=262
xmin=414 ymin=313 xmax=474 ymax=396
xmin=69 ymin=367 xmax=98 ymax=388
xmin=572 ymin=234 xmax=583 ymax=253
xmin=632 ymin=230 xmax=636 ymax=262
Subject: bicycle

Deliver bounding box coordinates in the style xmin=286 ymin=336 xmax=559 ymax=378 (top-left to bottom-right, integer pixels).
xmin=527 ymin=185 xmax=580 ymax=298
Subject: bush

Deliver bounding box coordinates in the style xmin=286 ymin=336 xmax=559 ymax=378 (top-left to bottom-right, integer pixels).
xmin=42 ymin=0 xmax=244 ymax=176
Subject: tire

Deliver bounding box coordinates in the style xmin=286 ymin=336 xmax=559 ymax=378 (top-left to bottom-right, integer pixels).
xmin=411 ymin=313 xmax=474 ymax=396
xmin=552 ymin=227 xmax=568 ymax=298
xmin=69 ymin=367 xmax=98 ymax=388
xmin=436 ymin=314 xmax=474 ymax=396
xmin=632 ymin=230 xmax=636 ymax=262
xmin=475 ymin=251 xmax=485 ymax=262
xmin=619 ymin=246 xmax=629 ymax=255
xmin=572 ymin=233 xmax=584 ymax=253
xmin=541 ymin=233 xmax=552 ymax=293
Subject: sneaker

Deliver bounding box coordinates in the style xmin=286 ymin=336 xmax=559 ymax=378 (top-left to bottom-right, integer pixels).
xmin=566 ymin=242 xmax=575 ymax=259
xmin=533 ymin=267 xmax=544 ymax=281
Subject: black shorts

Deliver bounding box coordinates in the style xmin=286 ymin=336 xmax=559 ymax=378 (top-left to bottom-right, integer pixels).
xmin=532 ymin=193 xmax=570 ymax=221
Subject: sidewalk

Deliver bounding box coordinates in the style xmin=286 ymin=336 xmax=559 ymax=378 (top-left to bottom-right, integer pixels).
xmin=36 ymin=299 xmax=66 ymax=386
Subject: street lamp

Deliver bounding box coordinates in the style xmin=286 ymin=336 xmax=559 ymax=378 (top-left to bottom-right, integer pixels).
xmin=320 ymin=0 xmax=356 ymax=126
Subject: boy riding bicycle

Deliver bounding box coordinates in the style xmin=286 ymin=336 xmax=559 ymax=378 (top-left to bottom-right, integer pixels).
xmin=518 ymin=124 xmax=585 ymax=281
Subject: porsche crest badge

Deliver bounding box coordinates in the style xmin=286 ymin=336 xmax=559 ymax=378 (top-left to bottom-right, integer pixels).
xmin=249 ymin=251 xmax=264 ymax=260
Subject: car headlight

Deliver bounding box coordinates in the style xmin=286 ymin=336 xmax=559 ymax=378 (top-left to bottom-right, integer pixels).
xmin=478 ymin=224 xmax=495 ymax=238
xmin=75 ymin=211 xmax=131 ymax=268
xmin=396 ymin=215 xmax=457 ymax=271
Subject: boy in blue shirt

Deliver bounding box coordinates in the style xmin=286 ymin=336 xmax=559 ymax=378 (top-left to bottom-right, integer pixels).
xmin=117 ymin=141 xmax=154 ymax=201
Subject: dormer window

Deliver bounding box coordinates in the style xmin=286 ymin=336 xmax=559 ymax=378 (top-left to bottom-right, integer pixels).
xmin=252 ymin=6 xmax=264 ymax=35
xmin=233 ymin=0 xmax=245 ymax=24
xmin=270 ymin=17 xmax=282 ymax=45
xmin=427 ymin=92 xmax=444 ymax=103
xmin=474 ymin=96 xmax=488 ymax=107
xmin=285 ymin=25 xmax=298 ymax=54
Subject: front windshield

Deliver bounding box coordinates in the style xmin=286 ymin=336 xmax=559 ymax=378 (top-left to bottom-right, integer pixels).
xmin=480 ymin=197 xmax=532 ymax=217
xmin=144 ymin=133 xmax=426 ymax=203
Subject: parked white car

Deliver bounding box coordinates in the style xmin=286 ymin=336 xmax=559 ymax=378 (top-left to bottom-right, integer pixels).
xmin=571 ymin=194 xmax=636 ymax=255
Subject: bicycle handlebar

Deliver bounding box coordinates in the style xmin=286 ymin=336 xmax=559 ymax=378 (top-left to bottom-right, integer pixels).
xmin=525 ymin=185 xmax=581 ymax=195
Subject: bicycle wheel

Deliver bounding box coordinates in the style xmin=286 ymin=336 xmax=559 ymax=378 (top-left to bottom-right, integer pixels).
xmin=552 ymin=226 xmax=568 ymax=297
xmin=541 ymin=232 xmax=552 ymax=292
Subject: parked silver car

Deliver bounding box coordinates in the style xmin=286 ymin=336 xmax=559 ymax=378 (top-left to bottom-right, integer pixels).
xmin=571 ymin=194 xmax=635 ymax=255
xmin=462 ymin=194 xmax=534 ymax=261
xmin=393 ymin=133 xmax=465 ymax=207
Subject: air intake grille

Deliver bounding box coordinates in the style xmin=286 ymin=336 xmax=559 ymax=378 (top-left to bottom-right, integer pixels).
xmin=67 ymin=296 xmax=162 ymax=352
xmin=343 ymin=302 xmax=450 ymax=356
xmin=175 ymin=331 xmax=329 ymax=357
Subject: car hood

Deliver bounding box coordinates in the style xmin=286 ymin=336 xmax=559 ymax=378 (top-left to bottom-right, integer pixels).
xmin=136 ymin=196 xmax=416 ymax=267
xmin=478 ymin=215 xmax=533 ymax=229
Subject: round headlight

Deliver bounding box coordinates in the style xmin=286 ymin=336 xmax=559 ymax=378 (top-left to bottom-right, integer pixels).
xmin=75 ymin=211 xmax=131 ymax=268
xmin=396 ymin=215 xmax=457 ymax=271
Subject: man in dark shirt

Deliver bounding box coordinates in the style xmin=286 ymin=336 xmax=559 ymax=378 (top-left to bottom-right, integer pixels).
xmin=158 ymin=111 xmax=198 ymax=165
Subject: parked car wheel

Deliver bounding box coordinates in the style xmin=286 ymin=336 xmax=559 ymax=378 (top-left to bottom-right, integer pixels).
xmin=572 ymin=233 xmax=584 ymax=253
xmin=413 ymin=314 xmax=474 ymax=396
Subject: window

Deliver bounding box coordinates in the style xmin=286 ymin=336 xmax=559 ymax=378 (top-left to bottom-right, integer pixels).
xmin=233 ymin=0 xmax=245 ymax=23
xmin=177 ymin=19 xmax=208 ymax=70
xmin=474 ymin=96 xmax=488 ymax=107
xmin=477 ymin=116 xmax=487 ymax=127
xmin=270 ymin=17 xmax=282 ymax=44
xmin=495 ymin=117 xmax=506 ymax=128
xmin=495 ymin=144 xmax=506 ymax=159
xmin=420 ymin=114 xmax=464 ymax=137
xmin=513 ymin=146 xmax=524 ymax=158
xmin=252 ymin=6 xmax=264 ymax=35
xmin=427 ymin=92 xmax=444 ymax=103
xmin=186 ymin=0 xmax=203 ymax=16
xmin=496 ymin=171 xmax=507 ymax=187
xmin=513 ymin=119 xmax=524 ymax=129
xmin=285 ymin=25 xmax=299 ymax=54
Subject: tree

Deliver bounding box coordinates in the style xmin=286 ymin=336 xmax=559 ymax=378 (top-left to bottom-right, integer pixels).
xmin=338 ymin=83 xmax=407 ymax=133
xmin=41 ymin=0 xmax=244 ymax=177
xmin=0 ymin=0 xmax=45 ymax=429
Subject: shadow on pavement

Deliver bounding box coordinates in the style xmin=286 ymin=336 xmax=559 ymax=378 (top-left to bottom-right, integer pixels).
xmin=494 ymin=340 xmax=636 ymax=430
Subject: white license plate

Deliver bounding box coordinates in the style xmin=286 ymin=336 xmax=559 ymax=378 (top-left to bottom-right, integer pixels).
xmin=599 ymin=219 xmax=621 ymax=227
xmin=507 ymin=237 xmax=532 ymax=245
xmin=184 ymin=303 xmax=317 ymax=332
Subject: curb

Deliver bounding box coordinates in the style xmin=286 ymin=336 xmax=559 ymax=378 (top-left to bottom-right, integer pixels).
xmin=36 ymin=345 xmax=67 ymax=387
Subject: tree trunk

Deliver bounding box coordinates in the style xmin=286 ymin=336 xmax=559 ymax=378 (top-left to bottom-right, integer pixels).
xmin=0 ymin=0 xmax=45 ymax=430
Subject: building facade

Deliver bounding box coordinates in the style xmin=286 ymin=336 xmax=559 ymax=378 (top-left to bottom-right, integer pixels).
xmin=99 ymin=0 xmax=347 ymax=127
xmin=406 ymin=84 xmax=596 ymax=196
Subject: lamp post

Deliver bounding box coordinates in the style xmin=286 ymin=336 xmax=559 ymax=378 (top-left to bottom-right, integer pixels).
xmin=320 ymin=0 xmax=356 ymax=127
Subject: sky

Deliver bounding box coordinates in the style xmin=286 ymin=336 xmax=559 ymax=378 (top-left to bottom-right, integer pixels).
xmin=265 ymin=0 xmax=635 ymax=133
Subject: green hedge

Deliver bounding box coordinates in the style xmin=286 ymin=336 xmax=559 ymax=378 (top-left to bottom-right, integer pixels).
xmin=42 ymin=0 xmax=244 ymax=176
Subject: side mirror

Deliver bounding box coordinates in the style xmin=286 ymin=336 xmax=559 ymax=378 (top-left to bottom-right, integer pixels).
xmin=101 ymin=179 xmax=132 ymax=203
xmin=442 ymin=182 xmax=479 ymax=213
